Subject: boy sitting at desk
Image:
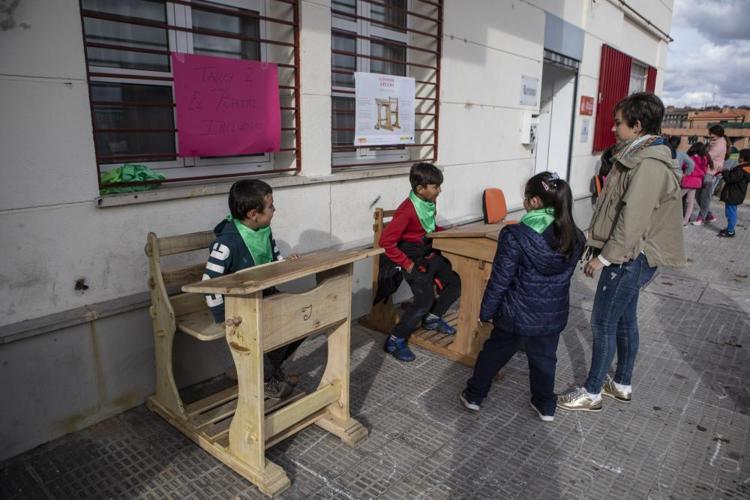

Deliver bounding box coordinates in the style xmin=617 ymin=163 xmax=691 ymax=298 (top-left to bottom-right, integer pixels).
xmin=379 ymin=162 xmax=462 ymax=362
xmin=203 ymin=179 xmax=301 ymax=398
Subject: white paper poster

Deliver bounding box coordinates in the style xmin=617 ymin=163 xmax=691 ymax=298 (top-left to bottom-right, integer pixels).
xmin=520 ymin=75 xmax=539 ymax=106
xmin=580 ymin=118 xmax=590 ymax=143
xmin=354 ymin=72 xmax=415 ymax=146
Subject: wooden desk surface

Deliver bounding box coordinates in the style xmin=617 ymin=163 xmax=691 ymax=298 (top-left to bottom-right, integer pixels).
xmin=428 ymin=222 xmax=506 ymax=240
xmin=183 ymin=247 xmax=382 ymax=295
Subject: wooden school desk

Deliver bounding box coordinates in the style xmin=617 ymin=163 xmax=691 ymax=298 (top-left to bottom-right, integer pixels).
xmin=149 ymin=247 xmax=380 ymax=497
xmin=426 ymin=222 xmax=506 ymax=365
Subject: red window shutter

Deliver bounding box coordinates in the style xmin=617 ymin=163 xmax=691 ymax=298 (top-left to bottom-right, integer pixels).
xmin=593 ymin=45 xmax=633 ymax=153
xmin=646 ymin=66 xmax=657 ymax=92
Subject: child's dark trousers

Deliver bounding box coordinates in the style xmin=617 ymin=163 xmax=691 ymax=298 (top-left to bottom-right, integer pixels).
xmin=391 ymin=254 xmax=460 ymax=338
xmin=466 ymin=326 xmax=560 ymax=415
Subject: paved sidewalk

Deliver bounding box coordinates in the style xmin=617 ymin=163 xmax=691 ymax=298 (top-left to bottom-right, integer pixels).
xmin=2 ymin=205 xmax=749 ymax=499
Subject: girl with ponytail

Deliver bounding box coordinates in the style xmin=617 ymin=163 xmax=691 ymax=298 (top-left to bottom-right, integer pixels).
xmin=460 ymin=172 xmax=584 ymax=421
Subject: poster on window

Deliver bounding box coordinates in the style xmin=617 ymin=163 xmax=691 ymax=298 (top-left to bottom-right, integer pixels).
xmin=354 ymin=72 xmax=415 ymax=146
xmin=172 ymin=53 xmax=280 ymax=157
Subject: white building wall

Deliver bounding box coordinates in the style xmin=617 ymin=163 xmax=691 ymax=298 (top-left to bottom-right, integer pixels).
xmin=0 ymin=0 xmax=674 ymax=459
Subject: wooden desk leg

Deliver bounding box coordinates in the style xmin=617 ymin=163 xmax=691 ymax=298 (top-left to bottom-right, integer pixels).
xmin=444 ymin=254 xmax=486 ymax=360
xmin=315 ymin=265 xmax=368 ymax=447
xmin=225 ymin=294 xmax=290 ymax=497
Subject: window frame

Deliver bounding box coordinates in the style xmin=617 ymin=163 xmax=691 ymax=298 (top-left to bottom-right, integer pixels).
xmin=331 ymin=0 xmax=442 ymax=169
xmin=628 ymin=60 xmax=648 ymax=95
xmin=331 ymin=0 xmax=415 ymax=167
xmin=81 ymin=0 xmax=300 ymax=190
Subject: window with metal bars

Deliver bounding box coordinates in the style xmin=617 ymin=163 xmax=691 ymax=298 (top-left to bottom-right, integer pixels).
xmin=331 ymin=0 xmax=441 ymax=169
xmin=80 ymin=0 xmax=300 ymax=191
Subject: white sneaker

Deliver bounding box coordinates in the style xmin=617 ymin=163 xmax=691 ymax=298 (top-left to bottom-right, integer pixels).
xmin=529 ymin=400 xmax=554 ymax=422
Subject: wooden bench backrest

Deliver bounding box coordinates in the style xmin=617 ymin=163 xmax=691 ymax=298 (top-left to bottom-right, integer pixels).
xmin=372 ymin=208 xmax=397 ymax=249
xmin=371 ymin=207 xmax=397 ymax=295
xmin=146 ymin=230 xmax=215 ymax=319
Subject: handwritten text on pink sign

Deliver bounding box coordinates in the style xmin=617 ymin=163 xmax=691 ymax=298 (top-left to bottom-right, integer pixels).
xmin=172 ymin=53 xmax=281 ymax=157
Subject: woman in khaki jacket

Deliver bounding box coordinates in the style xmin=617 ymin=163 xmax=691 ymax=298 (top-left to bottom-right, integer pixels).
xmin=558 ymin=92 xmax=686 ymax=412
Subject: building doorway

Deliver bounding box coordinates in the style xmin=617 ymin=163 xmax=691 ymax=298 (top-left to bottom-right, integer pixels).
xmin=534 ymin=52 xmax=579 ymax=181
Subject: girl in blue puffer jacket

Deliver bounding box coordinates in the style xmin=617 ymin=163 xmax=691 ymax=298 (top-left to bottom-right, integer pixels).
xmin=460 ymin=172 xmax=584 ymax=421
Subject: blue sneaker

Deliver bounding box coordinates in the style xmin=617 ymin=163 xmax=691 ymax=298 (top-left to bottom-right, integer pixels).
xmin=422 ymin=313 xmax=456 ymax=335
xmin=384 ymin=335 xmax=416 ymax=362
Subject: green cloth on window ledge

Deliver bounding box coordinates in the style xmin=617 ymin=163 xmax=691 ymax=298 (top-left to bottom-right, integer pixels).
xmin=100 ymin=164 xmax=166 ymax=195
xmin=521 ymin=207 xmax=555 ymax=234
xmin=229 ymin=216 xmax=274 ymax=265
xmin=408 ymin=191 xmax=437 ymax=233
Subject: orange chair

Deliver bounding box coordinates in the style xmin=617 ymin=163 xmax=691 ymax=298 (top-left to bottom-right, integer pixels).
xmin=482 ymin=188 xmax=518 ymax=224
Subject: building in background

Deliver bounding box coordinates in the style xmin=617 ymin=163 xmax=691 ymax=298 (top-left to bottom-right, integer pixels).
xmin=663 ymin=106 xmax=750 ymax=149
xmin=0 ymin=0 xmax=675 ymax=460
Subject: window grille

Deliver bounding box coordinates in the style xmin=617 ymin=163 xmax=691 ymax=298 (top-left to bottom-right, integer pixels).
xmin=331 ymin=0 xmax=442 ymax=169
xmin=80 ymin=0 xmax=301 ymax=191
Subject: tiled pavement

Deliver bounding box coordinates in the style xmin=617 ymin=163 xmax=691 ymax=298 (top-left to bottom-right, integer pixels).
xmin=2 ymin=204 xmax=749 ymax=499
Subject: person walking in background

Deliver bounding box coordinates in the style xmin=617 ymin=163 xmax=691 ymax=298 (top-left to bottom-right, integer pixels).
xmin=717 ymin=148 xmax=750 ymax=238
xmin=694 ymin=125 xmax=730 ymax=225
xmin=681 ymin=142 xmax=709 ymax=226
xmin=668 ymin=135 xmax=695 ymax=179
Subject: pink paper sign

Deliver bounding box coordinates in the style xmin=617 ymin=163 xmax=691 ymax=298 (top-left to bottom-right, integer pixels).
xmin=172 ymin=53 xmax=281 ymax=157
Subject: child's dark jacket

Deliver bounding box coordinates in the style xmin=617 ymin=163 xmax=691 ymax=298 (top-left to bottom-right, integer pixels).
xmin=204 ymin=219 xmax=281 ymax=323
xmin=720 ymin=163 xmax=750 ymax=205
xmin=480 ymin=223 xmax=583 ymax=337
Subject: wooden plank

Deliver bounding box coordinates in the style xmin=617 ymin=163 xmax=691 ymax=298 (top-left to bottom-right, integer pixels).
xmin=171 ymin=292 xmax=208 ymax=317
xmin=435 ymin=335 xmax=455 ymax=347
xmin=265 ymin=383 xmax=340 ymax=439
xmin=440 ymin=252 xmax=493 ymax=359
xmin=262 ymin=273 xmax=350 ymax=352
xmin=183 ymin=247 xmax=382 ymax=295
xmin=186 ymin=385 xmax=238 ymax=416
xmin=428 ymin=222 xmax=506 ymax=239
xmin=163 ymin=263 xmax=205 ymax=289
xmin=157 ymin=230 xmax=215 ymax=256
xmin=408 ymin=334 xmax=476 ymax=367
xmin=147 ymin=397 xmax=291 ymax=497
xmin=202 ymin=390 xmax=307 ymax=441
xmin=431 ymin=237 xmax=497 ymax=263
xmin=177 ymin=309 xmax=224 ymax=341
xmin=266 ymin=409 xmax=328 ymax=449
xmin=193 ymin=397 xmax=239 ymax=429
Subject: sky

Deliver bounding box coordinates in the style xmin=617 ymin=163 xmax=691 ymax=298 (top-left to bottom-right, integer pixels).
xmin=663 ymin=0 xmax=750 ymax=108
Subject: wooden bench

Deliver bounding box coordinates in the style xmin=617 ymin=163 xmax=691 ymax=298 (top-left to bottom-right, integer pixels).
xmin=146 ymin=230 xmax=380 ymax=496
xmin=145 ymin=230 xmax=226 ymax=420
xmin=358 ymin=208 xmax=460 ymax=361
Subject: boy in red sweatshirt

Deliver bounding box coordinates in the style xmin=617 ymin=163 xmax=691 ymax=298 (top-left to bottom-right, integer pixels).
xmin=379 ymin=162 xmax=461 ymax=361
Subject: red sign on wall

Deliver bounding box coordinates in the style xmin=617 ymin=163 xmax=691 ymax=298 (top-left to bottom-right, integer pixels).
xmin=580 ymin=96 xmax=595 ymax=116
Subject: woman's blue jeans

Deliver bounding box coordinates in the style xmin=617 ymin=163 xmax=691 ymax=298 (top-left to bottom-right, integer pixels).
xmin=584 ymin=253 xmax=657 ymax=394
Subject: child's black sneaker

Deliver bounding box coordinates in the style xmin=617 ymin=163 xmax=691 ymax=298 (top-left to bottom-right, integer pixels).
xmin=460 ymin=390 xmax=480 ymax=411
xmin=384 ymin=335 xmax=416 ymax=362
xmin=529 ymin=400 xmax=554 ymax=422
xmin=423 ymin=313 xmax=456 ymax=335
xmin=718 ymin=229 xmax=735 ymax=238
